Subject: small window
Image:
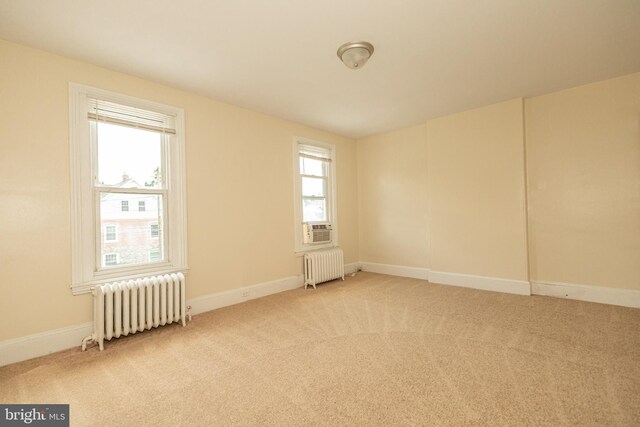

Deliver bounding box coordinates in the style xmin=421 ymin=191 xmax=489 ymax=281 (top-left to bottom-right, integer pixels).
xmin=104 ymin=225 xmax=117 ymax=242
xmin=104 ymin=253 xmax=119 ymax=266
xmin=138 ymin=200 xmax=146 ymax=212
xmin=150 ymin=223 xmax=159 ymax=238
xmin=121 ymin=200 xmax=129 ymax=212
xmin=293 ymin=137 xmax=337 ymax=253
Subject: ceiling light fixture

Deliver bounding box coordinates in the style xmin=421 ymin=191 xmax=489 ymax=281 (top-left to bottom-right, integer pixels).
xmin=337 ymin=41 xmax=374 ymax=70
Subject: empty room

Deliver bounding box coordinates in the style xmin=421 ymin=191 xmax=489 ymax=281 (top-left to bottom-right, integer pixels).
xmin=1 ymin=1 xmax=639 ymax=425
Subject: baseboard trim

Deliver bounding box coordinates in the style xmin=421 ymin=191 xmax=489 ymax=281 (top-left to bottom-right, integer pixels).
xmin=428 ymin=270 xmax=531 ymax=296
xmin=359 ymin=262 xmax=530 ymax=296
xmin=0 ymin=269 xmax=326 ymax=367
xmin=0 ymin=322 xmax=93 ymax=367
xmin=360 ymin=262 xmax=430 ymax=280
xmin=531 ymin=280 xmax=640 ymax=308
xmin=189 ymin=274 xmax=304 ymax=315
xmin=344 ymin=262 xmax=360 ymax=275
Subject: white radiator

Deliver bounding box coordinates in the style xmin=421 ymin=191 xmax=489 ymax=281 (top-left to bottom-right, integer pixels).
xmin=82 ymin=273 xmax=187 ymax=351
xmin=304 ymin=248 xmax=345 ymax=289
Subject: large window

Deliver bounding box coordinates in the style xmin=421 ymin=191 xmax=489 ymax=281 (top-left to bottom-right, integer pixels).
xmin=69 ymin=84 xmax=188 ymax=295
xmin=293 ymin=137 xmax=337 ymax=252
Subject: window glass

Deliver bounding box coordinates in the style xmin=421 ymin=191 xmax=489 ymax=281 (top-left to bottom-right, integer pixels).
xmin=302 ymin=177 xmax=325 ymax=197
xmin=300 ymin=157 xmax=325 ymax=177
xmin=149 ymin=249 xmax=162 ymax=262
xmin=303 ymin=198 xmax=326 ymax=222
xmin=104 ymin=253 xmax=118 ymax=266
xmin=105 ymin=225 xmax=117 ymax=242
xmin=97 ymin=122 xmax=162 ymax=189
xmin=100 ymin=193 xmax=164 ymax=268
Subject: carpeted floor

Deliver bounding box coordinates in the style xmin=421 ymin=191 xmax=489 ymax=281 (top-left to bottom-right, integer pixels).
xmin=1 ymin=272 xmax=639 ymax=426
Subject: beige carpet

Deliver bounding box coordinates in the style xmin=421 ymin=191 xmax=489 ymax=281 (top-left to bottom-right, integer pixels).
xmin=1 ymin=272 xmax=639 ymax=426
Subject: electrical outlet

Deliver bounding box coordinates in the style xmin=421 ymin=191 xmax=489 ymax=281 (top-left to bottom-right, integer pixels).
xmin=241 ymin=291 xmax=250 ymax=298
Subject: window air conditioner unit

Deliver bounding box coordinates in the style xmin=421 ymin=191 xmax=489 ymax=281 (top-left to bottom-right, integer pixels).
xmin=304 ymin=223 xmax=332 ymax=244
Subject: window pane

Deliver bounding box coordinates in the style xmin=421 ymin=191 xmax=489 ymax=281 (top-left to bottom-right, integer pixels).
xmin=303 ymin=198 xmax=326 ymax=222
xmin=99 ymin=192 xmax=164 ymax=268
xmin=302 ymin=177 xmax=325 ymax=197
xmin=300 ymin=157 xmax=325 ymax=176
xmin=97 ymin=122 xmax=163 ymax=189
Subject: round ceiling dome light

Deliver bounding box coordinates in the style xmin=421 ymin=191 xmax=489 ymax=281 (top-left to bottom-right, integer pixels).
xmin=337 ymin=41 xmax=374 ymax=70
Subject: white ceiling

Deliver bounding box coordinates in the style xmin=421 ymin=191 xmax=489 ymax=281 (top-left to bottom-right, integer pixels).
xmin=1 ymin=0 xmax=639 ymax=138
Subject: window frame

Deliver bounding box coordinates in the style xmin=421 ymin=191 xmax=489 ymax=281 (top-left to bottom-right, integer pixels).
xmin=292 ymin=136 xmax=338 ymax=253
xmin=69 ymin=83 xmax=188 ymax=295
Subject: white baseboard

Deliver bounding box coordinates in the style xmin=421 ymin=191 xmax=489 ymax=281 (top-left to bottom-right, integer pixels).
xmin=189 ymin=274 xmax=304 ymax=315
xmin=344 ymin=262 xmax=360 ymax=275
xmin=360 ymin=262 xmax=430 ymax=280
xmin=0 ymin=269 xmax=317 ymax=367
xmin=429 ymin=270 xmax=531 ymax=296
xmin=0 ymin=322 xmax=93 ymax=367
xmin=531 ymin=280 xmax=640 ymax=308
xmin=360 ymin=261 xmax=530 ymax=296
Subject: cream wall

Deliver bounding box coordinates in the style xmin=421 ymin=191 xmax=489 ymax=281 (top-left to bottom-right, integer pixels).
xmin=426 ymin=99 xmax=529 ymax=281
xmin=525 ymin=73 xmax=640 ymax=290
xmin=0 ymin=40 xmax=359 ymax=341
xmin=357 ymin=74 xmax=639 ymax=292
xmin=357 ymin=100 xmax=529 ymax=282
xmin=357 ymin=125 xmax=428 ymax=268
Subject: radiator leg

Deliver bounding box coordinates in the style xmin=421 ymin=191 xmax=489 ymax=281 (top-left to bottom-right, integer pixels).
xmin=184 ymin=305 xmax=192 ymax=326
xmin=98 ymin=338 xmax=104 ymax=351
xmin=81 ymin=335 xmax=94 ymax=352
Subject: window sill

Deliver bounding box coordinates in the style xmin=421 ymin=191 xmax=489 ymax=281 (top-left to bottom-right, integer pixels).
xmin=295 ymin=243 xmax=337 ymax=256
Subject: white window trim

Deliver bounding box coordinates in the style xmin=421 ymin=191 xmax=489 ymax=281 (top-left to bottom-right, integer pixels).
xmin=104 ymin=224 xmax=118 ymax=242
xmin=69 ymin=83 xmax=188 ymax=295
xmin=292 ymin=136 xmax=338 ymax=254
